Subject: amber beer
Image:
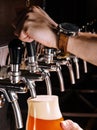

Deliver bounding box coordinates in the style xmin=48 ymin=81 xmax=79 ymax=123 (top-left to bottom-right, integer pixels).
xmin=26 ymin=95 xmax=64 ymax=130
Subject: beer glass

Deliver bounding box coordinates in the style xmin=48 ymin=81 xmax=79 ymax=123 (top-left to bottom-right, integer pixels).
xmin=26 ymin=95 xmax=64 ymax=130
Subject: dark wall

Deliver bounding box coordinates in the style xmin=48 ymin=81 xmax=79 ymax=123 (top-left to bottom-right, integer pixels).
xmin=45 ymin=0 xmax=97 ymax=26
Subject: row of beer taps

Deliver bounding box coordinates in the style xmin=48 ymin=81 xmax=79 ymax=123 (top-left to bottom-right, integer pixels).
xmin=0 ymin=39 xmax=88 ymax=129
xmin=0 ymin=21 xmax=92 ymax=129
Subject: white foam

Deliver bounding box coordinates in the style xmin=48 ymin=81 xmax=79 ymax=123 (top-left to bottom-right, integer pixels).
xmin=27 ymin=95 xmax=62 ymax=119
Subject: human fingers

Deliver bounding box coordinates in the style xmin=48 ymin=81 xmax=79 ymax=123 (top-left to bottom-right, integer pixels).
xmin=19 ymin=23 xmax=58 ymax=48
xmin=13 ymin=5 xmax=58 ymax=35
xmin=13 ymin=5 xmax=58 ymax=48
xmin=60 ymin=120 xmax=83 ymax=130
xmin=18 ymin=31 xmax=34 ymax=42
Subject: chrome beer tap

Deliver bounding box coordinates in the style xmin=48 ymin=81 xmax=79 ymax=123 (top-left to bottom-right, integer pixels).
xmin=38 ymin=47 xmax=65 ymax=92
xmin=25 ymin=41 xmax=52 ymax=95
xmin=8 ymin=39 xmax=37 ymax=98
xmin=38 ymin=45 xmax=76 ymax=87
xmin=7 ymin=38 xmax=28 ymax=129
xmin=57 ymin=54 xmax=76 ymax=85
xmin=0 ymin=80 xmax=27 ymax=129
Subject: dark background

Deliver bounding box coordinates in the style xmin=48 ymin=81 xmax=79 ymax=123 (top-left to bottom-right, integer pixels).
xmin=45 ymin=0 xmax=97 ymax=25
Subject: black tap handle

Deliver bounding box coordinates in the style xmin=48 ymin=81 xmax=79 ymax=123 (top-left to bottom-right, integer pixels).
xmin=8 ymin=39 xmax=24 ymax=64
xmin=26 ymin=41 xmax=36 ymax=57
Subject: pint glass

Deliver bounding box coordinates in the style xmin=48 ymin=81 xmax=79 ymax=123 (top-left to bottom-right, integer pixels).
xmin=26 ymin=95 xmax=64 ymax=130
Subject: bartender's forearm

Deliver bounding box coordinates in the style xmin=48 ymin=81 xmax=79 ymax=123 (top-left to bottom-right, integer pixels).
xmin=60 ymin=32 xmax=97 ymax=66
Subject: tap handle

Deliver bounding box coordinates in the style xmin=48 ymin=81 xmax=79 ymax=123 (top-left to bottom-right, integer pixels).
xmin=26 ymin=41 xmax=38 ymax=72
xmin=26 ymin=41 xmax=36 ymax=57
xmin=8 ymin=39 xmax=24 ymax=64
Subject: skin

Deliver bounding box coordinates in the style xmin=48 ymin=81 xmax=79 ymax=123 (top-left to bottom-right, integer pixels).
xmin=60 ymin=120 xmax=83 ymax=130
xmin=67 ymin=32 xmax=97 ymax=66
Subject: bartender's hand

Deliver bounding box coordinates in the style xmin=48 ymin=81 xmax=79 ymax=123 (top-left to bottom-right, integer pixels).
xmin=60 ymin=120 xmax=83 ymax=130
xmin=13 ymin=6 xmax=58 ymax=48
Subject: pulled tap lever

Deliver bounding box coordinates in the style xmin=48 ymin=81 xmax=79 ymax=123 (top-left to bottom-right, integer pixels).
xmin=26 ymin=41 xmax=38 ymax=72
xmin=26 ymin=41 xmax=52 ymax=95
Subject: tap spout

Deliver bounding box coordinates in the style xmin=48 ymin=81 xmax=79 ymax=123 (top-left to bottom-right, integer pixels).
xmin=0 ymin=88 xmax=23 ymax=129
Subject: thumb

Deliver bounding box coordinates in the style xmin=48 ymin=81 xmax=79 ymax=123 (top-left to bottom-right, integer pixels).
xmin=60 ymin=120 xmax=71 ymax=130
xmin=60 ymin=120 xmax=83 ymax=130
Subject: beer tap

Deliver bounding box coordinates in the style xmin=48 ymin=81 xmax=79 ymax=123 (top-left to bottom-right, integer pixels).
xmin=38 ymin=47 xmax=65 ymax=92
xmin=0 ymin=81 xmax=27 ymax=129
xmin=8 ymin=39 xmax=37 ymax=98
xmin=57 ymin=54 xmax=76 ymax=85
xmin=6 ymin=38 xmax=28 ymax=129
xmin=25 ymin=41 xmax=52 ymax=95
xmin=36 ymin=43 xmax=75 ymax=88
